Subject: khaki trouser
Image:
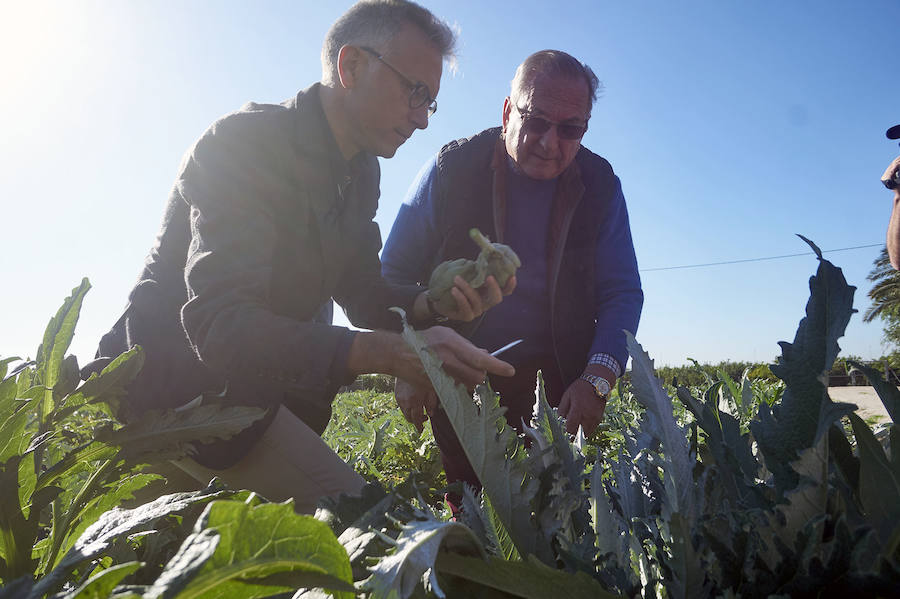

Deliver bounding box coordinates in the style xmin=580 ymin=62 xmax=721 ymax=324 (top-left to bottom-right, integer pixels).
xmin=174 ymin=404 xmax=365 ymax=513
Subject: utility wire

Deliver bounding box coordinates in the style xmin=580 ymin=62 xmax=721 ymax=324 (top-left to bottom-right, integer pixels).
xmin=640 ymin=243 xmax=883 ymax=273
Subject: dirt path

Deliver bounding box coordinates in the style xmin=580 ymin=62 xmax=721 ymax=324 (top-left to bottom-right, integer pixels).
xmin=827 ymin=386 xmax=892 ymax=423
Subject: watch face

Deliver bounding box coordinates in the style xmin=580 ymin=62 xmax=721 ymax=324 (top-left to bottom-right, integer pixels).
xmin=594 ymin=377 xmax=611 ymax=397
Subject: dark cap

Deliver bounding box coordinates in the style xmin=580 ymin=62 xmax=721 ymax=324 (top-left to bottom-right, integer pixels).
xmin=888 ymin=124 xmax=900 ymax=140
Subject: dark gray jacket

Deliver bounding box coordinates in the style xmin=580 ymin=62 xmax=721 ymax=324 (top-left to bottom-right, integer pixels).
xmin=96 ymin=84 xmax=420 ymax=467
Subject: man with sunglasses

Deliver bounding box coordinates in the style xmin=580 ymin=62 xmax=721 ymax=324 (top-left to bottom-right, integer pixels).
xmin=382 ymin=50 xmax=643 ymax=495
xmin=87 ymin=0 xmax=516 ymax=513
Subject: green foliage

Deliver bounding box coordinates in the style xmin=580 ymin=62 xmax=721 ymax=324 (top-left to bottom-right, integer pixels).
xmin=321 ymin=239 xmax=900 ymax=598
xmin=323 ymin=388 xmax=445 ymax=501
xmin=0 ymin=281 xmax=353 ymax=598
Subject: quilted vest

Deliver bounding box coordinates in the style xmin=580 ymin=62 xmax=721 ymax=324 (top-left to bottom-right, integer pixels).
xmin=430 ymin=127 xmax=619 ymax=386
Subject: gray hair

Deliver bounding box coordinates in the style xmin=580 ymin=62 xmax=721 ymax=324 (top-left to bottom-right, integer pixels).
xmin=510 ymin=50 xmax=602 ymax=109
xmin=321 ymin=0 xmax=457 ymax=85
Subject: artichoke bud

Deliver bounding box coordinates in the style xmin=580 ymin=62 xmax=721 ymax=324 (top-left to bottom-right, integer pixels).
xmin=425 ymin=228 xmax=521 ymax=314
xmin=427 ymin=257 xmax=480 ymax=313
xmin=469 ymin=228 xmax=521 ymax=287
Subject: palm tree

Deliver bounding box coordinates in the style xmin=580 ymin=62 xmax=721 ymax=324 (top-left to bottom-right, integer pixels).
xmin=865 ymin=247 xmax=900 ymax=344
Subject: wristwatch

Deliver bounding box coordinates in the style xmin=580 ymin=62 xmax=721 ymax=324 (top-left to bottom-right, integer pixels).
xmin=580 ymin=373 xmax=611 ymax=399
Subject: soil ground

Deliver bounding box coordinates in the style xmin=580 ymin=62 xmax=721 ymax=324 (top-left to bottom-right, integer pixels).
xmin=828 ymin=386 xmax=893 ymax=423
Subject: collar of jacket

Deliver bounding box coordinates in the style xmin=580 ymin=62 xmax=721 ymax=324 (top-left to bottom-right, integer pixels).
xmin=289 ymin=83 xmax=376 ymax=194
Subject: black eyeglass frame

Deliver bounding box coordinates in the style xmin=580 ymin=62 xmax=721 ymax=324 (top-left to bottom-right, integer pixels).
xmin=514 ymin=105 xmax=589 ymax=140
xmin=359 ymin=46 xmax=438 ymax=117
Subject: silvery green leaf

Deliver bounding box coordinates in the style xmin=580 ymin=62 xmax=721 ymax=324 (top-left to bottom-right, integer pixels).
xmin=753 ymin=237 xmax=856 ymax=496
xmin=362 ymin=518 xmax=486 ymax=599
xmin=391 ymin=308 xmax=549 ymax=564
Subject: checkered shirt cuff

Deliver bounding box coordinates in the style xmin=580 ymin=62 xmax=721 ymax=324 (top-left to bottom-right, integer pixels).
xmin=588 ymin=353 xmax=622 ymax=377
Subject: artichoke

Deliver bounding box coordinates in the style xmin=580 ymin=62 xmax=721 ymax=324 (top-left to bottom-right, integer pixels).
xmin=426 ymin=228 xmax=521 ymax=314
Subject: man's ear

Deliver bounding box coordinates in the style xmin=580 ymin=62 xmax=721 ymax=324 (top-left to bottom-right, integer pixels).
xmin=337 ymin=44 xmax=364 ymax=90
xmin=501 ymin=96 xmax=512 ymax=135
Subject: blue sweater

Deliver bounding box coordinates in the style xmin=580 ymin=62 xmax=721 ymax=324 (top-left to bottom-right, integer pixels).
xmin=382 ymin=152 xmax=642 ymax=372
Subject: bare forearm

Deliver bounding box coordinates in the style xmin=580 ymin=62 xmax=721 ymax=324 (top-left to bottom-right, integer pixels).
xmin=888 ymin=192 xmax=900 ymax=270
xmin=346 ymin=330 xmax=409 ymax=378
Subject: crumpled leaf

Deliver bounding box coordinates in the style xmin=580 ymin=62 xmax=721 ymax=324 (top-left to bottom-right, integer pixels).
xmin=363 ymin=518 xmax=486 ymax=599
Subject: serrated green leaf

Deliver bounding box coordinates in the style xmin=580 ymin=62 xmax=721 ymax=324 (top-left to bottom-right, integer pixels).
xmin=0 ymin=357 xmax=21 ymax=382
xmin=32 ymin=483 xmax=231 ymax=598
xmin=161 ymin=500 xmax=355 ymax=599
xmin=364 ymin=517 xmax=485 ymax=599
xmin=625 ymin=332 xmax=693 ymax=518
xmin=589 ymin=457 xmax=628 ymax=563
xmin=522 ymin=374 xmax=591 ymax=549
xmin=753 ymin=242 xmax=856 ymax=496
xmin=54 ymin=473 xmax=162 ymax=569
xmin=0 ymin=404 xmax=31 ymax=464
xmin=96 ymin=402 xmax=267 ymax=463
xmin=36 ymin=279 xmax=91 ymax=414
xmin=392 ymin=308 xmax=548 ymax=564
xmin=60 ymin=560 xmax=142 ymax=599
xmin=57 ymin=348 xmax=144 ymax=418
xmin=0 ymin=455 xmax=62 ymax=583
xmin=849 ymin=412 xmax=900 ymax=540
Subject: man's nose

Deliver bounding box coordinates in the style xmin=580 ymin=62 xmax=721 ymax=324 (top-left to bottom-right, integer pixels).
xmin=537 ymin=124 xmax=559 ymax=148
xmin=411 ymin=105 xmax=430 ymax=130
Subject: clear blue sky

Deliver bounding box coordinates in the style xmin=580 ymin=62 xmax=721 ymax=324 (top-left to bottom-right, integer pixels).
xmin=2 ymin=1 xmax=899 ymax=368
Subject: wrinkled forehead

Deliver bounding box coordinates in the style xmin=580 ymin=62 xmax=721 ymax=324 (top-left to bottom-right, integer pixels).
xmin=514 ymin=73 xmax=592 ymax=121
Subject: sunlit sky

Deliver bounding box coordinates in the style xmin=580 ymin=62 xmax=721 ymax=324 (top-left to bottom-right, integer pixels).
xmin=2 ymin=1 xmax=899 ymax=368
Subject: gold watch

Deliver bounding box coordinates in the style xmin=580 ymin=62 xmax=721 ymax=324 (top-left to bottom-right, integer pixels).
xmin=580 ymin=373 xmax=611 ymax=399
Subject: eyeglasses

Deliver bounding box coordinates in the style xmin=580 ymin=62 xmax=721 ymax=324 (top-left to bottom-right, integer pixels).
xmin=515 ymin=105 xmax=588 ymax=140
xmin=360 ymin=46 xmax=438 ymax=117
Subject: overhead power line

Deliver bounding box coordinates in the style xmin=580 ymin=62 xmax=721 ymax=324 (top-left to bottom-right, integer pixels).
xmin=640 ymin=243 xmax=883 ymax=273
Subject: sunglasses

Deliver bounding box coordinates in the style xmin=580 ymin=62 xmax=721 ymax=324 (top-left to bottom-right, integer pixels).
xmin=359 ymin=46 xmax=437 ymax=117
xmin=515 ymin=105 xmax=588 ymax=140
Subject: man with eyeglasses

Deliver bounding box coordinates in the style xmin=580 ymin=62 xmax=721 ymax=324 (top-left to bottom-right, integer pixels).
xmin=382 ymin=50 xmax=643 ymax=497
xmin=87 ymin=0 xmax=516 ymax=513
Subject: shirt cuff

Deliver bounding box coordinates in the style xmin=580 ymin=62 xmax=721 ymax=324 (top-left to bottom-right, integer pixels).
xmin=588 ymin=353 xmax=622 ymax=378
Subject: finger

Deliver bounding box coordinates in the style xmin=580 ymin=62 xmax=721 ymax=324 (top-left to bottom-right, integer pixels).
xmin=453 ymin=275 xmax=484 ymax=315
xmin=440 ymin=357 xmax=487 ymax=388
xmin=449 ymin=286 xmax=476 ymax=321
xmin=565 ymin=407 xmax=581 ymax=435
xmin=479 ymin=276 xmax=504 ymax=309
xmin=501 ymin=275 xmax=517 ymax=295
